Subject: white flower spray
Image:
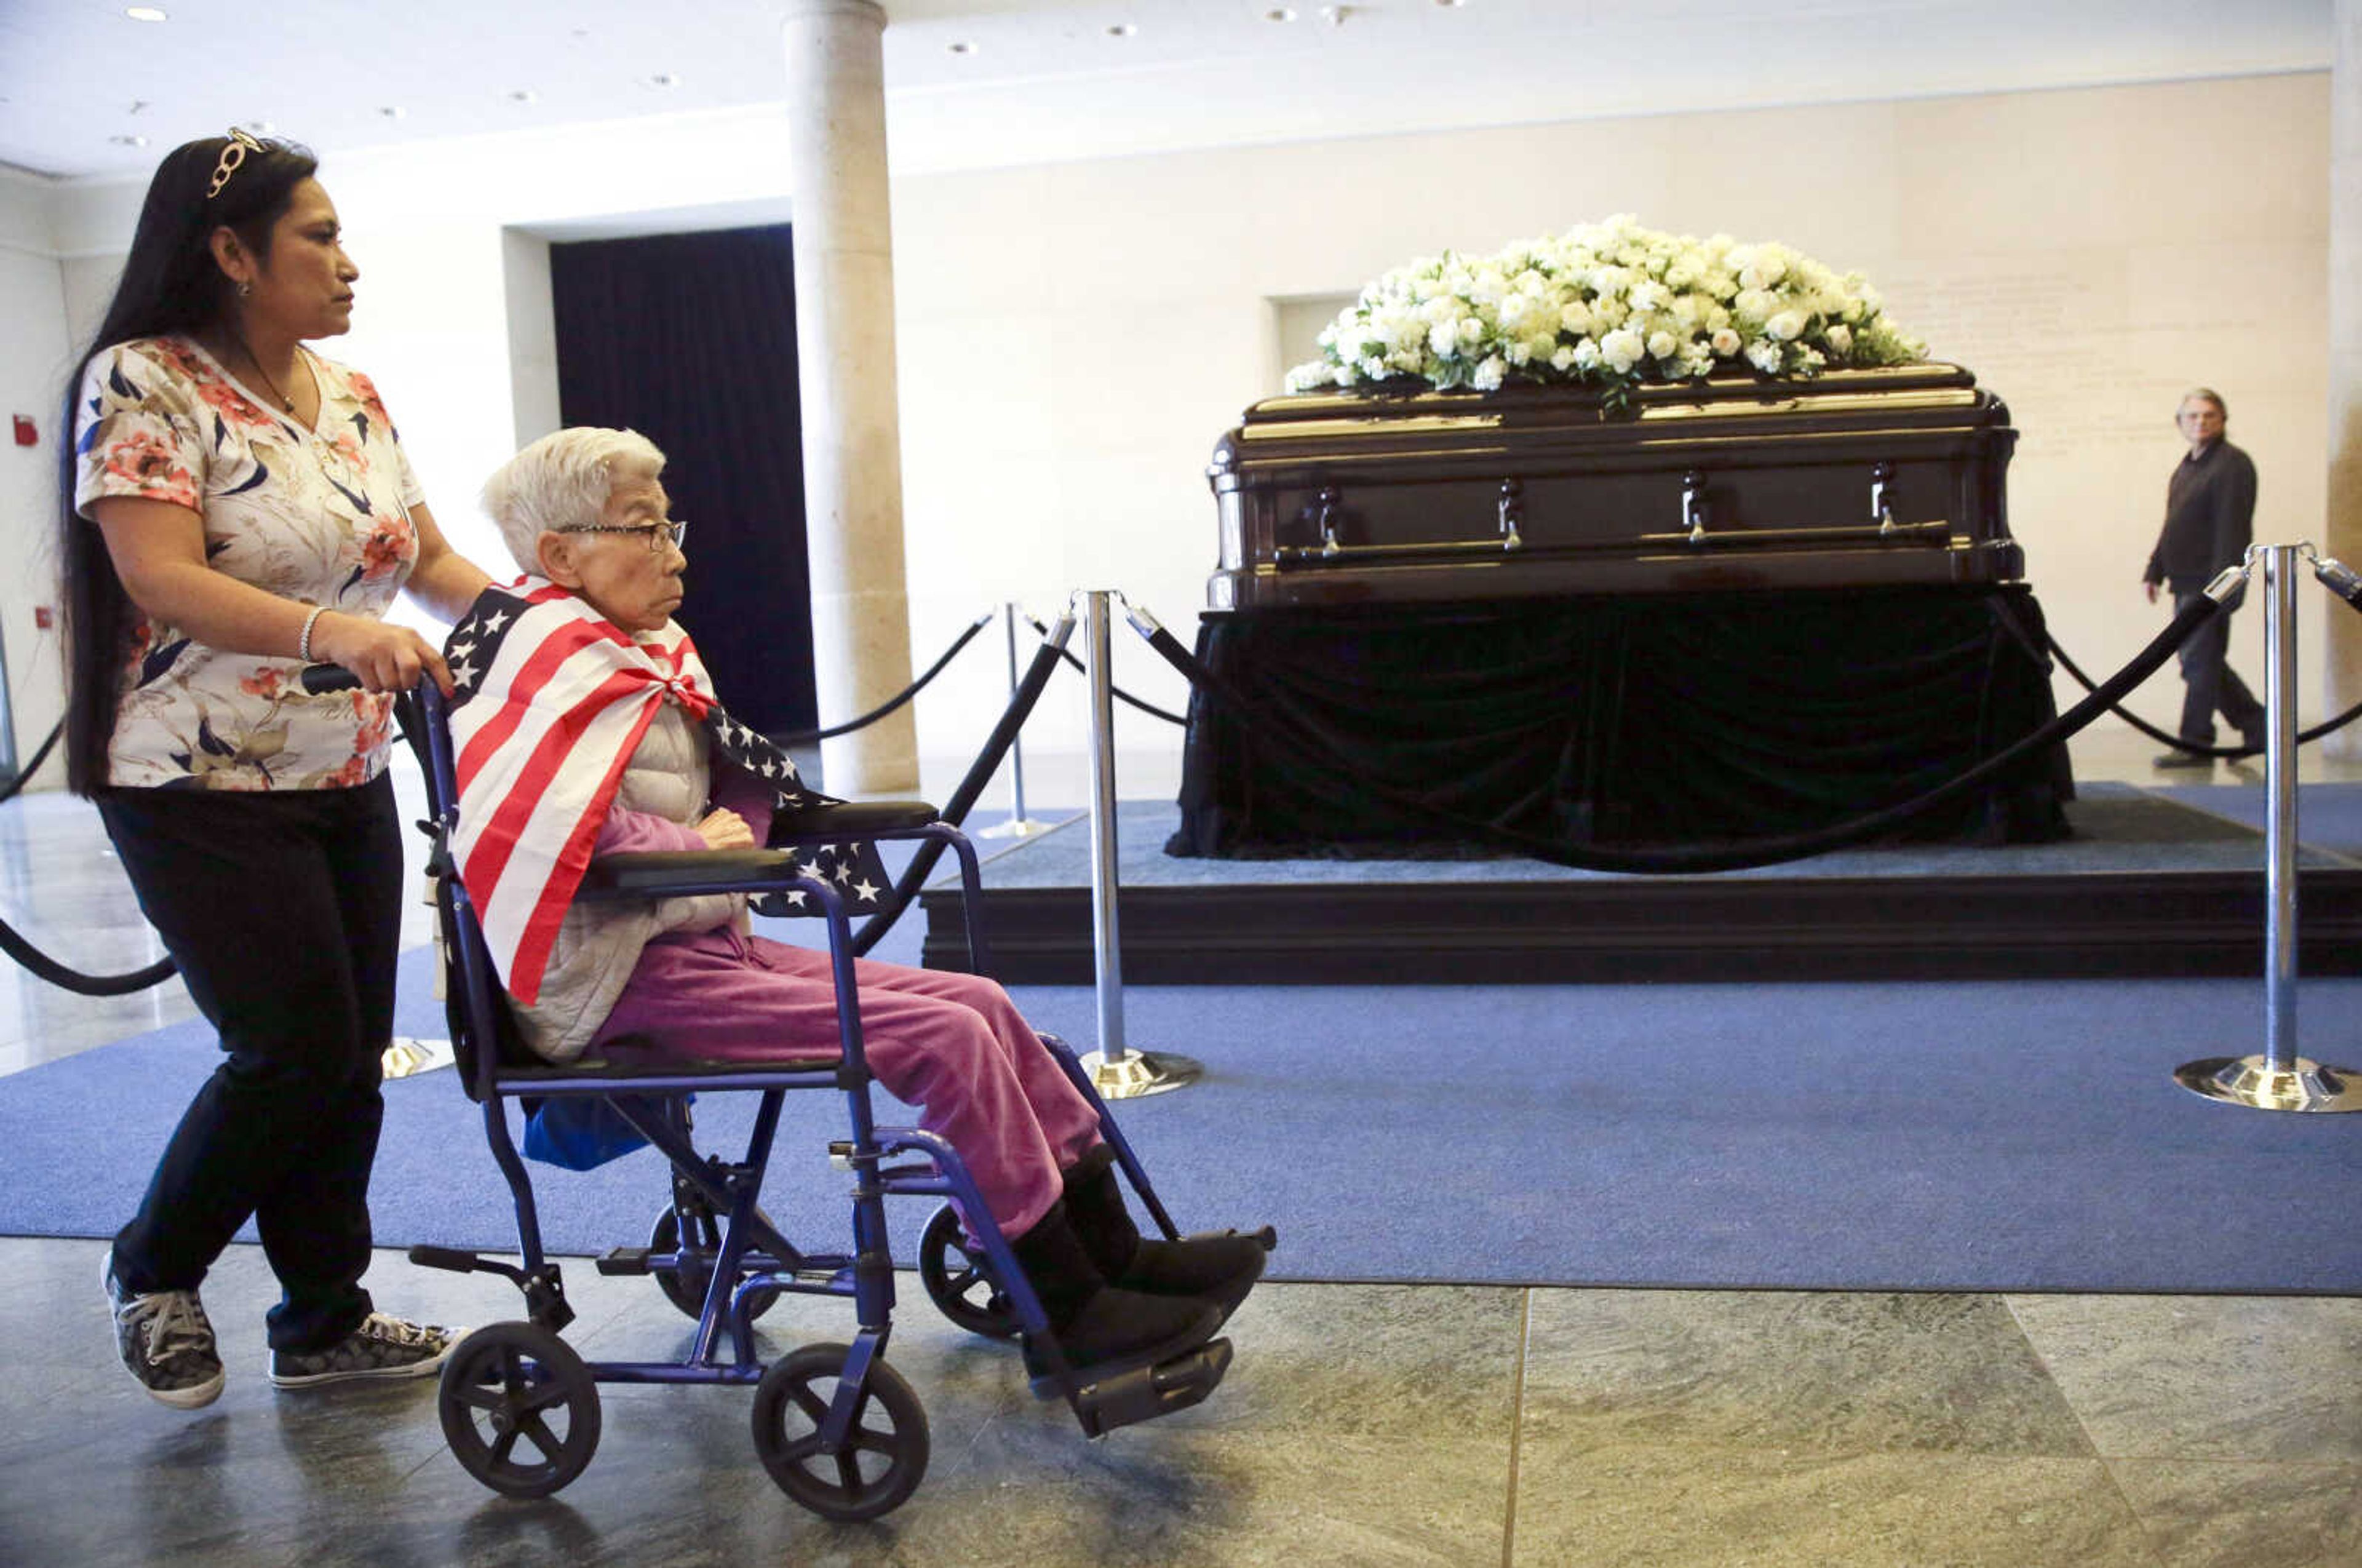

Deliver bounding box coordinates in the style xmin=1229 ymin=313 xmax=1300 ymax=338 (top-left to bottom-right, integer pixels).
xmin=1285 ymin=215 xmax=1925 ymax=409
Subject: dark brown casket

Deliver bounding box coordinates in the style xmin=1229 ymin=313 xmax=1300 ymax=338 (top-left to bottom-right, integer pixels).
xmin=1204 ymin=362 xmax=2019 ymax=610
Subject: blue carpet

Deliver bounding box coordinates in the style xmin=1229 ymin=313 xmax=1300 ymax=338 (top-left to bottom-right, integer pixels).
xmin=5 ymin=942 xmax=2358 ymax=1293
xmin=2150 ymin=781 xmax=2362 ymax=860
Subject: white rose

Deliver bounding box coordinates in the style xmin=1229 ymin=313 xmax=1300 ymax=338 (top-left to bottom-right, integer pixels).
xmin=1601 ymin=327 xmax=1645 ymax=373
xmin=1561 ymin=301 xmax=1594 ymax=335
xmin=1824 ymin=323 xmax=1853 ymax=357
xmin=1457 ymin=316 xmax=1486 ymax=346
xmin=1765 ymin=310 xmax=1808 ymax=341
xmin=1573 ymin=337 xmax=1604 ymax=372
xmin=1551 ymin=344 xmax=1579 ymax=372
xmin=1428 ymin=322 xmax=1459 ymax=359
xmin=1710 ymin=327 xmax=1743 ymax=357
xmin=1646 ymin=330 xmax=1678 ymax=361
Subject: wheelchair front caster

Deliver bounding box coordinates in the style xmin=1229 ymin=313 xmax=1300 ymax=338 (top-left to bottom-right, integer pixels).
xmin=916 ymin=1201 xmax=1020 ymax=1340
xmin=438 ymin=1322 xmax=603 ymax=1498
xmin=650 ymin=1198 xmax=776 ymax=1324
xmin=751 ymin=1343 xmax=930 ymax=1522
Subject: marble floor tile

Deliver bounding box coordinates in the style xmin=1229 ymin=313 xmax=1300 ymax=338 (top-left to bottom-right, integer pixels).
xmin=1509 ymin=1441 xmax=2156 ymax=1568
xmin=2106 ymin=1459 xmax=2362 ymax=1568
xmin=2005 ymin=1293 xmax=2362 ymax=1462
xmin=1521 ymin=1287 xmax=2096 ymax=1457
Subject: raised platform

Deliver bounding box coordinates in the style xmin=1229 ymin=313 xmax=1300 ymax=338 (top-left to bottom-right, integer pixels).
xmin=918 ymin=784 xmax=2362 ymax=984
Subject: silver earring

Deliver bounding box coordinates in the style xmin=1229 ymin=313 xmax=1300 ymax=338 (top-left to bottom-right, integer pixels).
xmin=236 ymin=281 xmax=251 ymax=298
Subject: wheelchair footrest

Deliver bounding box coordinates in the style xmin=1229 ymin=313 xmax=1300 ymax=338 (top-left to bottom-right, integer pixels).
xmin=1068 ymin=1338 xmax=1234 ymax=1439
xmin=595 ymin=1248 xmax=656 ymax=1276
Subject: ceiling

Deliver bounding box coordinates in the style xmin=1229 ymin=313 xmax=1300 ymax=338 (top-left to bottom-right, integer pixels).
xmin=0 ymin=0 xmax=2336 ymax=186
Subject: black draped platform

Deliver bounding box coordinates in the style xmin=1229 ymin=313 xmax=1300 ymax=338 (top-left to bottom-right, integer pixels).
xmin=1166 ymin=584 xmax=2072 ymax=859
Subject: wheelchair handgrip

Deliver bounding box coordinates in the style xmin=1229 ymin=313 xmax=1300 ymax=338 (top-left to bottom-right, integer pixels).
xmin=772 ymin=800 xmax=939 ymax=837
xmin=300 ymin=663 xmax=361 ymax=694
xmin=576 ymin=848 xmax=812 ymax=901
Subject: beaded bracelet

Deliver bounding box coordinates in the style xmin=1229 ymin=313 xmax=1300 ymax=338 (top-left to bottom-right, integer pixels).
xmin=297 ymin=605 xmax=327 ymax=663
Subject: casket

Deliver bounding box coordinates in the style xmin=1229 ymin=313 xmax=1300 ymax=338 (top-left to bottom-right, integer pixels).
xmin=1204 ymin=362 xmax=2019 ymax=610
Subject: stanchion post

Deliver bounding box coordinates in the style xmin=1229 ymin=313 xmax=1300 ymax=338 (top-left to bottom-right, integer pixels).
xmin=1075 ymin=589 xmax=1199 ymax=1099
xmin=977 ymin=602 xmax=1049 ymax=840
xmin=2176 ymin=543 xmax=2361 ymax=1111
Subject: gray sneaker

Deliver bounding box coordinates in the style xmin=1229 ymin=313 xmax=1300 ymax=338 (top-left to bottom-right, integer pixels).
xmin=267 ymin=1311 xmax=460 ymax=1389
xmin=102 ymin=1251 xmax=225 ymax=1410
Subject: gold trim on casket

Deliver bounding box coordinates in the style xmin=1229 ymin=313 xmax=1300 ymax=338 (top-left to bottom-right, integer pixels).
xmin=1204 ymin=362 xmax=2019 ymax=609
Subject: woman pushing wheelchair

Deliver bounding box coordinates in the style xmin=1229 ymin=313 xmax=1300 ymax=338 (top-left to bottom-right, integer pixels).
xmin=458 ymin=426 xmax=1266 ymax=1391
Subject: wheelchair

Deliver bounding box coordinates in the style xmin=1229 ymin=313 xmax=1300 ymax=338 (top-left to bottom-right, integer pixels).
xmin=381 ymin=675 xmax=1252 ymax=1521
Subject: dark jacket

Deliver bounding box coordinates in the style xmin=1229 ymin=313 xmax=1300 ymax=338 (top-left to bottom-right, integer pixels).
xmin=2144 ymin=438 xmax=2256 ymax=593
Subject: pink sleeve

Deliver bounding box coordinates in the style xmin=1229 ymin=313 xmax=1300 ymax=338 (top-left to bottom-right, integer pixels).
xmin=594 ymin=805 xmax=709 ymax=856
xmin=710 ymin=763 xmax=777 ymax=842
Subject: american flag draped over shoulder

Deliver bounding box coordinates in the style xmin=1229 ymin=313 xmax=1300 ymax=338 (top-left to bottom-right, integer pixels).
xmin=444 ymin=580 xmax=887 ymax=1004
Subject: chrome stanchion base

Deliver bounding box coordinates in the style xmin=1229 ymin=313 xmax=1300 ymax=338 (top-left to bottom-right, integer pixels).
xmin=1080 ymin=1048 xmax=1203 ymax=1100
xmin=977 ymin=817 xmax=1054 ymax=839
xmin=382 ymin=1036 xmax=455 ymax=1080
xmin=2174 ymin=1054 xmax=2362 ymax=1112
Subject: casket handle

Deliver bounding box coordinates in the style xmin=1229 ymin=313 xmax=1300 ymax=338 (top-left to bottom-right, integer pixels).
xmin=1682 ymin=471 xmax=1709 ymax=544
xmin=1871 ymin=461 xmax=1898 ymax=534
xmin=1498 ymin=479 xmax=1524 ymax=552
xmin=1313 ymin=485 xmax=1343 ymax=557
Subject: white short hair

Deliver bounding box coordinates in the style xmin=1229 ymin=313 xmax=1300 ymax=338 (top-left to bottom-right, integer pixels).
xmin=480 ymin=427 xmax=667 ymax=576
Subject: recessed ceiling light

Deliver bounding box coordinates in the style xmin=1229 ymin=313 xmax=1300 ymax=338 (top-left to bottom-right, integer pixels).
xmin=1265 ymin=6 xmax=1297 ymax=18
xmin=379 ymin=106 xmax=406 ymax=119
xmin=124 ymin=6 xmax=168 ymax=21
xmin=947 ymin=39 xmax=974 ymax=54
xmin=1106 ymin=22 xmax=1137 ymax=36
xmin=643 ymin=72 xmax=680 ymax=88
xmin=109 ymin=133 xmax=149 ymax=146
xmin=509 ymin=89 xmax=539 ymax=103
xmin=1433 ymin=0 xmax=1467 ymax=7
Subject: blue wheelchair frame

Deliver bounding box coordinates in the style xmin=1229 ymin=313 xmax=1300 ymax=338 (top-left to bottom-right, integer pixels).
xmin=399 ymin=679 xmax=1225 ymax=1517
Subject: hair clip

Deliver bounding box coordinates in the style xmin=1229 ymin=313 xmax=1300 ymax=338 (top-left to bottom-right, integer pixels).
xmin=205 ymin=127 xmax=265 ymax=201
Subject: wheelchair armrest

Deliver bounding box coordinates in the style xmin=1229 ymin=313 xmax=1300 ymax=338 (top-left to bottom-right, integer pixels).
xmin=773 ymin=800 xmax=939 ymax=838
xmin=577 ymin=848 xmax=804 ymax=901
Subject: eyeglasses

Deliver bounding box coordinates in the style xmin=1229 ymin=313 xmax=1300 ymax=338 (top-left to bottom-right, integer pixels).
xmin=557 ymin=518 xmax=688 ymax=554
xmin=206 ymin=127 xmax=264 ymax=202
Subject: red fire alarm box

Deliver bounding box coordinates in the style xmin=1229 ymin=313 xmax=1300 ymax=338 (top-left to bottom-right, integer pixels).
xmin=11 ymin=415 xmax=34 ymax=447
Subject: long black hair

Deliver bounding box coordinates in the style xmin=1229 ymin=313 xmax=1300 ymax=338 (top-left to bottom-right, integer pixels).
xmin=54 ymin=132 xmax=318 ymax=795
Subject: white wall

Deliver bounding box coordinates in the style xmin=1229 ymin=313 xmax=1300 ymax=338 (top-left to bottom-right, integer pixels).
xmin=20 ymin=71 xmax=2334 ymax=790
xmin=0 ymin=169 xmax=71 ymax=770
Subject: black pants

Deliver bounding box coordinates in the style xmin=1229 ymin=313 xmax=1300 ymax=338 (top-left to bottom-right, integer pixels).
xmin=97 ymin=775 xmax=402 ymax=1352
xmin=2173 ymin=590 xmax=2265 ymax=742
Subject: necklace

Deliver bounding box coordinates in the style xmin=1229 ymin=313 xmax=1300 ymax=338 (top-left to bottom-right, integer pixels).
xmin=235 ymin=335 xmax=298 ymax=414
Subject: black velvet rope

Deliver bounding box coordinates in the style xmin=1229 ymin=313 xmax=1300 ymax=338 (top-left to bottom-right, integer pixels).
xmin=771 ymin=612 xmax=995 ymax=746
xmin=2011 ymin=607 xmax=2362 ymax=760
xmin=0 ymin=717 xmax=183 ymax=996
xmin=848 ymin=623 xmax=1073 ymax=957
xmin=1135 ymin=594 xmax=2225 ymax=876
xmin=1023 ymin=613 xmax=1188 ymax=726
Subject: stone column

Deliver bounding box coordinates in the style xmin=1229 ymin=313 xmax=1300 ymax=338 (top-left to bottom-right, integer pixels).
xmin=782 ymin=0 xmax=918 ymax=792
xmin=2324 ymin=0 xmax=2362 ymax=754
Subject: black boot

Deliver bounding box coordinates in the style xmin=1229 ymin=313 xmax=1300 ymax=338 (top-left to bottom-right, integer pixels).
xmin=1062 ymin=1145 xmax=1268 ymax=1322
xmin=1008 ymin=1200 xmax=1219 ymax=1387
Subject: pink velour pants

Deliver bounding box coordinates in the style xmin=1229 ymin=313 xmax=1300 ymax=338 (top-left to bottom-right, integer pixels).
xmin=591 ymin=928 xmax=1101 ymax=1239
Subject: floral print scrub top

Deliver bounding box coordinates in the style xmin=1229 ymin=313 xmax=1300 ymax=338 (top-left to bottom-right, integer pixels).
xmin=73 ymin=335 xmax=423 ymax=790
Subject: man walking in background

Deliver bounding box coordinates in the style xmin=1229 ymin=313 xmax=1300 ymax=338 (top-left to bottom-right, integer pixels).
xmin=2142 ymin=387 xmax=2265 ymax=768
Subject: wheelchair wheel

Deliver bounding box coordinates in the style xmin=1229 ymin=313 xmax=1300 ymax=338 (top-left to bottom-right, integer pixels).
xmin=650 ymin=1200 xmax=776 ymax=1324
xmin=438 ymin=1322 xmax=602 ymax=1499
xmin=751 ymin=1343 xmax=929 ymax=1522
xmin=917 ymin=1201 xmax=1020 ymax=1340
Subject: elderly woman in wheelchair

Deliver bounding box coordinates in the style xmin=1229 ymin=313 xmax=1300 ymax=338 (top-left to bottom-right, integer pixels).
xmin=423 ymin=426 xmax=1266 ymax=1513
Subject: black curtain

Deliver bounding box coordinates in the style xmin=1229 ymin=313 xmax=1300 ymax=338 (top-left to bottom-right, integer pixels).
xmin=549 ymin=226 xmax=815 ymax=735
xmin=1170 ymin=585 xmax=2074 ymax=857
